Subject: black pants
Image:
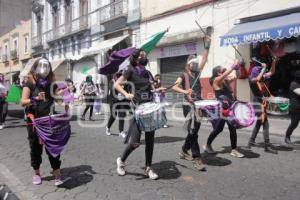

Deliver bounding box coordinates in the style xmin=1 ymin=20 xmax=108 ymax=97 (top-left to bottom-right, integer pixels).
xmin=0 ymin=101 xmax=5 ymax=124
xmin=107 ymin=103 xmax=126 ymax=132
xmin=182 ymin=104 xmax=201 ymax=158
xmin=285 ymin=111 xmax=300 ymax=139
xmin=207 ymin=119 xmax=237 ymax=149
xmin=249 ymin=102 xmax=270 ymax=144
xmin=27 ymin=125 xmax=61 ymax=170
xmin=121 ymin=119 xmax=155 ymax=167
xmin=82 ymin=95 xmax=95 ymax=118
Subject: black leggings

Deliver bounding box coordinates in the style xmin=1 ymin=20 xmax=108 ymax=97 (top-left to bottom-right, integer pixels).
xmin=27 ymin=125 xmax=61 ymax=170
xmin=207 ymin=119 xmax=237 ymax=149
xmin=250 ymin=118 xmax=270 ymax=143
xmin=82 ymin=95 xmax=95 ymax=118
xmin=182 ymin=104 xmax=201 ymax=158
xmin=107 ymin=103 xmax=126 ymax=132
xmin=285 ymin=111 xmax=300 ymax=139
xmin=0 ymin=101 xmax=5 ymax=124
xmin=121 ymin=119 xmax=155 ymax=167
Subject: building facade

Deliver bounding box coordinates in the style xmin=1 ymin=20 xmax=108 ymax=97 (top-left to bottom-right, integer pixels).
xmin=140 ymin=0 xmax=300 ymax=102
xmin=0 ymin=20 xmax=32 ymax=82
xmin=31 ymin=0 xmax=140 ymax=95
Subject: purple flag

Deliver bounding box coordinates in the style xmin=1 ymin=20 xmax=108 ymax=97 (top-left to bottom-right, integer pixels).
xmin=34 ymin=114 xmax=71 ymax=157
xmin=99 ymin=47 xmax=136 ymax=75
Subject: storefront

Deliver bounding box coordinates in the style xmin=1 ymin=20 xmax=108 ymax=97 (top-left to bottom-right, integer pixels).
xmin=220 ymin=8 xmax=300 ymax=109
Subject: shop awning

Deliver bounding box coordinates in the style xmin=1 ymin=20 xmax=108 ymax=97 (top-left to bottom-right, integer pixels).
xmin=220 ymin=12 xmax=300 ymax=46
xmin=51 ymin=59 xmax=66 ymax=72
xmin=20 ymin=57 xmax=40 ymax=77
xmin=81 ymin=35 xmax=129 ymax=56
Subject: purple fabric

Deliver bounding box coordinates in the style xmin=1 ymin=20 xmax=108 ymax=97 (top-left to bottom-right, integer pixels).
xmin=34 ymin=113 xmax=71 ymax=157
xmin=37 ymin=79 xmax=48 ymax=88
xmin=99 ymin=47 xmax=136 ymax=75
xmin=249 ymin=66 xmax=261 ymax=79
xmin=135 ymin=65 xmax=146 ymax=77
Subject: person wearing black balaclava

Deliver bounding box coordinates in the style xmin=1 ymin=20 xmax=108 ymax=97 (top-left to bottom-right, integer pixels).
xmin=284 ymin=70 xmax=300 ymax=144
xmin=114 ymin=48 xmax=159 ymax=180
xmin=80 ymin=75 xmax=97 ymax=121
xmin=21 ymin=58 xmax=67 ymax=186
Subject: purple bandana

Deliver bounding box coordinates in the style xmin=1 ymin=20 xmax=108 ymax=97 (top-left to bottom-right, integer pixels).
xmin=135 ymin=65 xmax=145 ymax=77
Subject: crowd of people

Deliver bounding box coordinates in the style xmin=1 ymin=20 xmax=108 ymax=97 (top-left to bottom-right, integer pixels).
xmin=0 ymin=32 xmax=298 ymax=186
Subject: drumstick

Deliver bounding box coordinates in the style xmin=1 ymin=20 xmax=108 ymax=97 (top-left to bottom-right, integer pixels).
xmin=251 ymin=57 xmax=264 ymax=66
xmin=231 ymin=45 xmax=243 ymax=58
xmin=191 ymin=72 xmax=201 ymax=90
xmin=195 ymin=20 xmax=207 ymax=35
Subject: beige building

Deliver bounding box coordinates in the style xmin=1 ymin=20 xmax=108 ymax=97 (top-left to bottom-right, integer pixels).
xmin=0 ymin=20 xmax=31 ymax=82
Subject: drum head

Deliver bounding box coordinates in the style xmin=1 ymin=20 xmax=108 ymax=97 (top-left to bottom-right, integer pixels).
xmin=265 ymin=97 xmax=289 ymax=103
xmin=194 ymin=100 xmax=219 ymax=108
xmin=233 ymin=103 xmax=254 ymax=126
xmin=135 ymin=102 xmax=161 ymax=115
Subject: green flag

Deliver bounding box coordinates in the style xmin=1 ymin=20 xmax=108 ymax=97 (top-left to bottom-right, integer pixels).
xmin=7 ymin=84 xmax=22 ymax=104
xmin=140 ymin=30 xmax=167 ymax=54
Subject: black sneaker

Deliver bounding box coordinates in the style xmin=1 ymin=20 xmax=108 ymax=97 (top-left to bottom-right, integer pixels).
xmin=246 ymin=140 xmax=257 ymax=149
xmin=80 ymin=115 xmax=85 ymax=120
xmin=89 ymin=117 xmax=94 ymax=121
xmin=284 ymin=137 xmax=293 ymax=145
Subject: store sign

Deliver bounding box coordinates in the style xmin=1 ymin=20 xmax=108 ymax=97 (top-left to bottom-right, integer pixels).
xmin=221 ymin=21 xmax=300 ymax=46
xmin=159 ymin=43 xmax=197 ymax=58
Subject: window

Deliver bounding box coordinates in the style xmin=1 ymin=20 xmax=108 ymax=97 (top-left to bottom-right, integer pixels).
xmin=24 ymin=36 xmax=28 ymax=54
xmin=13 ymin=39 xmax=18 ymax=51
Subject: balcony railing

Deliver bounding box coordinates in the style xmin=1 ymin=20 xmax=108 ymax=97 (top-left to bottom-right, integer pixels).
xmin=2 ymin=54 xmax=8 ymax=62
xmin=100 ymin=0 xmax=128 ymax=23
xmin=45 ymin=14 xmax=89 ymax=42
xmin=10 ymin=50 xmax=18 ymax=60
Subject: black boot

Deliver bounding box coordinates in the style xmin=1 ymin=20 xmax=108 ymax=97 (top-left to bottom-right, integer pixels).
xmin=264 ymin=143 xmax=277 ymax=154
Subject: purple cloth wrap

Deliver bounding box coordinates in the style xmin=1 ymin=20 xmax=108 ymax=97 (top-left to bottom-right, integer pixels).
xmin=33 ymin=113 xmax=71 ymax=157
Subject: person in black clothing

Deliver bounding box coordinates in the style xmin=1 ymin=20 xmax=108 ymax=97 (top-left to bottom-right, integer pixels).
xmin=106 ymin=72 xmax=128 ymax=138
xmin=21 ymin=58 xmax=66 ymax=186
xmin=172 ymin=36 xmax=211 ymax=171
xmin=114 ymin=48 xmax=159 ymax=180
xmin=204 ymin=62 xmax=245 ymax=158
xmin=80 ymin=75 xmax=97 ymax=121
xmin=285 ymin=70 xmax=300 ymax=144
xmin=247 ymin=57 xmax=278 ymax=153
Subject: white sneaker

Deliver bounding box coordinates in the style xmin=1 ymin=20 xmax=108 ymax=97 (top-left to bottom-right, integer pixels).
xmin=0 ymin=125 xmax=3 ymax=130
xmin=116 ymin=157 xmax=126 ymax=176
xmin=54 ymin=176 xmax=71 ymax=186
xmin=230 ymin=149 xmax=244 ymax=158
xmin=119 ymin=131 xmax=127 ymax=138
xmin=106 ymin=127 xmax=111 ymax=136
xmin=163 ymin=124 xmax=169 ymax=128
xmin=203 ymin=144 xmax=216 ymax=154
xmin=145 ymin=167 xmax=159 ymax=180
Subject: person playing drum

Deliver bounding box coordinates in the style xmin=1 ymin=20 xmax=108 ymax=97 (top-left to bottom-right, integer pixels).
xmin=172 ymin=36 xmax=211 ymax=171
xmin=204 ymin=61 xmax=245 ymax=158
xmin=247 ymin=57 xmax=278 ymax=153
xmin=114 ymin=48 xmax=159 ymax=180
xmin=21 ymin=58 xmax=68 ymax=186
xmin=284 ymin=70 xmax=300 ymax=144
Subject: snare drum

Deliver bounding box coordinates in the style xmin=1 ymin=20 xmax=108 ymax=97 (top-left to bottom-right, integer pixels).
xmin=265 ymin=97 xmax=290 ymax=115
xmin=135 ymin=102 xmax=167 ymax=132
xmin=194 ymin=100 xmax=220 ymax=120
xmin=228 ymin=102 xmax=255 ymax=129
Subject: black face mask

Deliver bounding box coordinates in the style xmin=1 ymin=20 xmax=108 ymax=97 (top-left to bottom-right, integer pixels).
xmin=139 ymin=58 xmax=148 ymax=66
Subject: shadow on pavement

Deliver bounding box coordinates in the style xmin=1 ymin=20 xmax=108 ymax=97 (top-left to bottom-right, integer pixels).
xmin=7 ymin=109 xmax=24 ymax=119
xmin=218 ymin=146 xmax=260 ymax=159
xmin=255 ymin=142 xmax=294 ymax=152
xmin=202 ymin=154 xmax=232 ymax=166
xmin=42 ymin=165 xmax=96 ymax=189
xmin=140 ymin=136 xmax=185 ymax=144
xmin=151 ymin=161 xmax=183 ymax=180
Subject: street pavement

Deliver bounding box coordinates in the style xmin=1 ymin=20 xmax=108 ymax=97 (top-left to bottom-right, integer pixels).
xmin=0 ymin=104 xmax=300 ymax=200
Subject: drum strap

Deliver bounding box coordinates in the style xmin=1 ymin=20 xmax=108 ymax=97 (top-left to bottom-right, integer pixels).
xmin=183 ymin=72 xmax=201 ymax=103
xmin=256 ymin=82 xmax=272 ymax=123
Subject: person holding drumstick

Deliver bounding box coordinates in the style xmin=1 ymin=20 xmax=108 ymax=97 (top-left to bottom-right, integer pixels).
xmin=284 ymin=70 xmax=300 ymax=144
xmin=247 ymin=57 xmax=278 ymax=153
xmin=172 ymin=36 xmax=211 ymax=171
xmin=21 ymin=58 xmax=67 ymax=186
xmin=204 ymin=62 xmax=245 ymax=158
xmin=114 ymin=48 xmax=159 ymax=180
